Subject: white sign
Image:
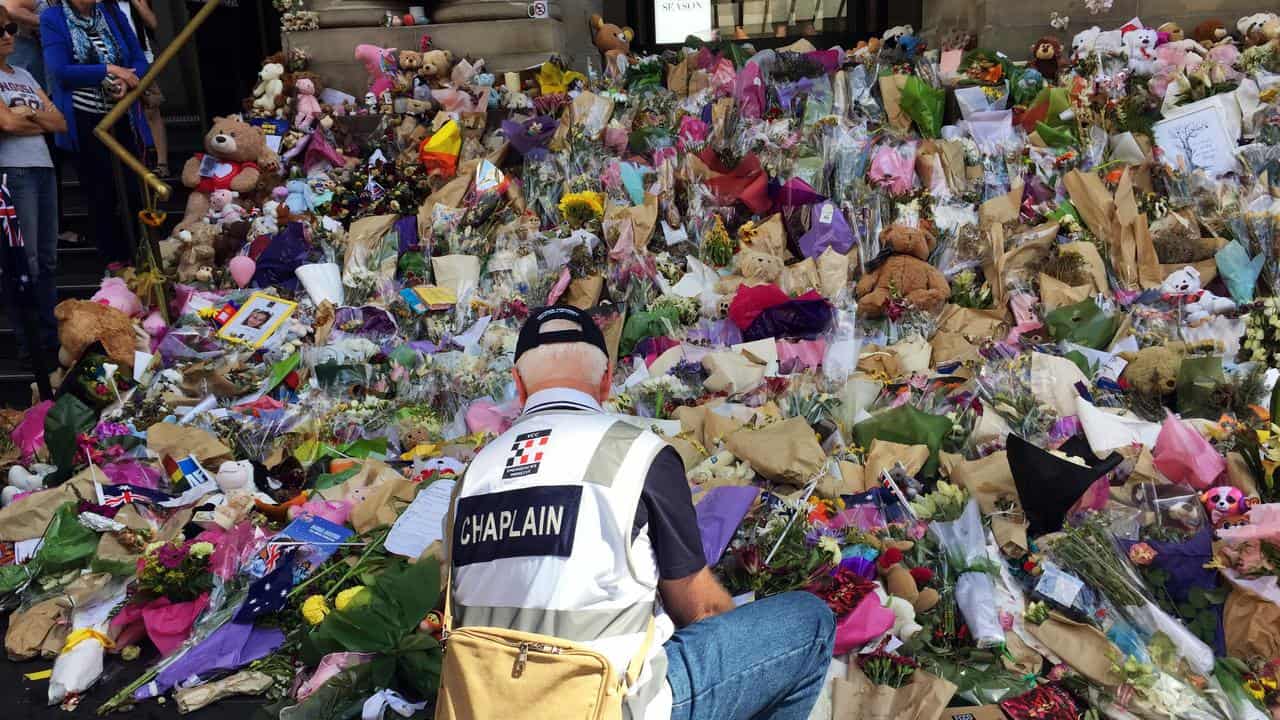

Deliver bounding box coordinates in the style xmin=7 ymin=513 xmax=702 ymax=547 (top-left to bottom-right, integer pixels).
xmin=1153 ymin=105 xmax=1239 ymax=177
xmin=527 ymin=1 xmax=549 ymax=19
xmin=654 ymin=0 xmax=713 ymax=45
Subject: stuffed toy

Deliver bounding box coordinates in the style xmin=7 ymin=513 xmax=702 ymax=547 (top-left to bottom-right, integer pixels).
xmin=215 ymin=460 xmax=255 ymax=493
xmin=855 ymin=224 xmax=950 ymax=317
xmin=90 ymin=277 xmax=142 ymax=317
xmin=418 ymin=49 xmax=454 ymax=89
xmin=251 ymin=62 xmax=285 ymax=115
xmin=2 ymin=463 xmax=53 ymax=506
xmin=175 ymin=224 xmax=218 ymax=283
xmin=1094 ymin=28 xmax=1125 ymax=56
xmin=1193 ymin=19 xmax=1231 ymax=49
xmin=1031 ymin=35 xmax=1064 ymax=81
xmin=1072 ymin=26 xmax=1101 ymax=59
xmin=354 ymin=43 xmax=398 ymax=96
xmin=1161 ymin=266 xmax=1236 ymax=323
xmin=205 ymin=189 xmax=245 ymax=227
xmin=178 ymin=117 xmax=271 ymax=230
xmin=53 ymin=299 xmax=138 ymax=367
xmin=851 ymin=37 xmax=881 ymax=62
xmin=1238 ymin=13 xmax=1278 ymax=46
xmin=293 ymin=77 xmax=322 ymax=130
xmin=1117 ymin=340 xmax=1221 ymax=396
xmin=714 ymin=249 xmax=784 ymax=295
xmin=1123 ymin=27 xmax=1161 ymax=75
xmin=876 ymin=544 xmax=940 ymax=614
xmin=589 ymin=14 xmax=633 ymax=78
xmin=688 ymin=451 xmax=756 ymax=488
xmin=1201 ymin=485 xmax=1248 ymax=527
xmin=880 ymin=590 xmax=923 ymax=640
xmin=397 ymin=49 xmax=423 ymax=93
xmin=1158 ymin=22 xmax=1185 ymax=43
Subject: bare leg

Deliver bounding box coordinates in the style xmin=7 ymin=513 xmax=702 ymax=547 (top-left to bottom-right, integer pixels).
xmin=146 ymin=105 xmax=169 ymax=175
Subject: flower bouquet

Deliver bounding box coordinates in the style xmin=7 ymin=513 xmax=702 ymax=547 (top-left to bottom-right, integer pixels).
xmin=924 ymin=493 xmax=1006 ymax=648
xmin=832 ymin=650 xmax=957 ymax=720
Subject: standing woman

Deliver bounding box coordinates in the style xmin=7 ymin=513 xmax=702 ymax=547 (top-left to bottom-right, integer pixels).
xmin=41 ymin=0 xmax=151 ymax=264
xmin=115 ymin=0 xmax=166 ymax=176
xmin=0 ymin=5 xmax=65 ymax=366
xmin=3 ymin=0 xmax=51 ymax=82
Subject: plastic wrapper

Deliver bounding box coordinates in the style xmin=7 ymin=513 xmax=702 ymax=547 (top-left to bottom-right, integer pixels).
xmin=930 ymin=500 xmax=1005 ymax=648
xmin=48 ymin=633 xmax=105 ymax=705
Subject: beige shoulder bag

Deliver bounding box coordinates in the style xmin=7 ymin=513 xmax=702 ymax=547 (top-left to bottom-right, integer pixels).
xmin=434 ymin=476 xmax=655 ymax=720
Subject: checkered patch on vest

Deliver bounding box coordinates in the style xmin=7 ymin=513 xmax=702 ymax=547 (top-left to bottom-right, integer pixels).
xmin=502 ymin=429 xmax=551 ymax=479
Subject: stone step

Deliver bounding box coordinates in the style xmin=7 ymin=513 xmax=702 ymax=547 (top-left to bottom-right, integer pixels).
xmin=284 ymin=18 xmax=568 ymax=97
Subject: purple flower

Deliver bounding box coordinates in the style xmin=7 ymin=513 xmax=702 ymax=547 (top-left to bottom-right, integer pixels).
xmin=156 ymin=543 xmax=187 ymax=570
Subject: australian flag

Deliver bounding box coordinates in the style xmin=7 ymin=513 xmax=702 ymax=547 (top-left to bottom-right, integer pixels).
xmin=235 ymin=545 xmax=297 ymax=622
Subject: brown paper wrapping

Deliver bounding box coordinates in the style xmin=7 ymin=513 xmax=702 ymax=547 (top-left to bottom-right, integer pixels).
xmin=937 ymin=139 xmax=968 ymax=194
xmin=1157 ymin=237 xmax=1227 ymax=287
xmin=816 ymin=248 xmax=850 ymax=299
xmin=174 ymin=670 xmax=274 ymax=714
xmin=946 ymin=451 xmax=1028 ymax=556
xmin=857 ymin=346 xmax=901 ymax=379
xmin=1039 ymin=273 xmax=1091 ymax=313
xmin=667 ymin=57 xmax=690 ymax=96
xmin=741 ymin=214 xmax=789 ymax=259
xmin=418 ymin=159 xmax=479 ymax=235
xmin=431 ymin=254 xmax=482 ymax=297
xmin=782 ymin=258 xmax=821 ymax=295
xmin=6 ymin=573 xmax=112 ymax=660
xmin=726 ymin=417 xmax=825 ymax=484
xmin=0 ymin=469 xmax=97 ymax=542
xmin=818 ymin=460 xmax=868 ymax=497
xmin=350 ymin=476 xmax=418 ymax=534
xmin=606 ymin=193 xmax=659 ymax=252
xmin=833 ymin=665 xmax=956 ymax=720
xmin=345 ymin=213 xmax=399 ymax=280
xmin=317 ymin=459 xmax=403 ymax=502
xmin=1026 ymin=613 xmax=1124 ymax=687
xmin=1064 ymin=169 xmax=1162 ymax=290
xmin=865 ymin=440 xmax=928 ymax=482
xmin=878 ymin=74 xmax=911 ymax=131
xmin=1060 ymin=241 xmax=1109 ymax=294
xmin=702 ymin=351 xmax=765 ymax=395
xmin=931 ymin=332 xmax=980 ymax=366
xmin=1225 ymin=451 xmax=1262 ymax=498
xmin=147 ymin=422 xmax=231 ymax=465
xmin=937 ymin=304 xmax=1007 ymax=339
xmin=564 ymin=275 xmax=605 ymax=309
xmin=1225 ymin=586 xmax=1280 ymax=660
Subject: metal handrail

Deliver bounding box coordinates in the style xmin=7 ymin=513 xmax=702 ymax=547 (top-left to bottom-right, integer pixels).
xmin=93 ymin=0 xmax=224 ymax=203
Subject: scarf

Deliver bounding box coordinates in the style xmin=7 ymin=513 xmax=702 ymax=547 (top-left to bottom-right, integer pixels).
xmin=63 ymin=3 xmax=121 ymax=66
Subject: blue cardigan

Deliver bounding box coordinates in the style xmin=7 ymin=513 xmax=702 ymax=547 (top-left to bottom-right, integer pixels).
xmin=40 ymin=3 xmax=152 ymax=152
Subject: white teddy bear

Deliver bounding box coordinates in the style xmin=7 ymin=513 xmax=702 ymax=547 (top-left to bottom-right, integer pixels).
xmin=1071 ymin=26 xmax=1101 ymax=59
xmin=1124 ymin=27 xmax=1161 ymax=75
xmin=3 ymin=463 xmax=55 ymax=506
xmin=1161 ymin=266 xmax=1236 ymax=323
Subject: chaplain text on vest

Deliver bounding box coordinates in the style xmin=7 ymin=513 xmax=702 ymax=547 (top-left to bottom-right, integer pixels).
xmin=452 ymin=485 xmax=582 ymax=567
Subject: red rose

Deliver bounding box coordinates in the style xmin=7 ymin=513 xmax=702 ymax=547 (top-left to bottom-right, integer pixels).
xmin=909 ymin=566 xmax=934 ymax=585
xmin=878 ymin=547 xmax=904 ymax=569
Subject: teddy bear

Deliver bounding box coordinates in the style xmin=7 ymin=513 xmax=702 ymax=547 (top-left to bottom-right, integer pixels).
xmin=688 ymin=450 xmax=756 ymax=488
xmin=881 ymin=24 xmax=920 ymax=61
xmin=1201 ymin=486 xmax=1249 ymax=528
xmin=1193 ymin=19 xmax=1232 ymax=49
xmin=1117 ymin=339 xmax=1222 ymax=396
xmin=1237 ymin=13 xmax=1279 ymax=46
xmin=2 ymin=463 xmax=53 ymax=506
xmin=90 ymin=276 xmax=142 ymax=317
xmin=855 ymin=224 xmax=950 ymax=318
xmin=205 ymin=189 xmax=245 ymax=227
xmin=215 ymin=460 xmax=256 ymax=494
xmin=876 ymin=543 xmax=940 ymax=614
xmin=419 ymin=49 xmax=454 ymax=89
xmin=1030 ymin=35 xmax=1064 ymax=81
xmin=589 ymin=14 xmax=633 ymax=78
xmin=178 ymin=117 xmax=271 ymax=230
xmin=175 ymin=224 xmax=218 ymax=283
xmin=1072 ymin=26 xmax=1101 ymax=59
xmin=396 ymin=49 xmax=423 ymax=93
xmin=1161 ymin=266 xmax=1237 ymax=323
xmin=714 ymin=249 xmax=784 ymax=296
xmin=354 ymin=43 xmax=398 ymax=96
xmin=251 ymin=62 xmax=285 ymax=115
xmin=293 ymin=77 xmax=322 ymax=130
xmin=53 ymin=299 xmax=139 ymax=368
xmin=1123 ymin=27 xmax=1161 ymax=75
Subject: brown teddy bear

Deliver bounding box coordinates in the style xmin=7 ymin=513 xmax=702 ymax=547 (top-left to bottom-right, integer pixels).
xmin=54 ymin=299 xmax=139 ymax=368
xmin=1118 ymin=340 xmax=1222 ymax=396
xmin=175 ymin=223 xmax=219 ymax=283
xmin=877 ymin=541 xmax=940 ymax=613
xmin=1031 ymin=35 xmax=1064 ymax=81
xmin=715 ymin=249 xmax=784 ymax=295
xmin=418 ymin=49 xmax=454 ymax=88
xmin=178 ymin=117 xmax=272 ymax=231
xmin=396 ymin=49 xmax=423 ymax=94
xmin=855 ymin=224 xmax=950 ymax=317
xmin=589 ymin=14 xmax=633 ymax=78
xmin=1193 ymin=19 xmax=1231 ymax=49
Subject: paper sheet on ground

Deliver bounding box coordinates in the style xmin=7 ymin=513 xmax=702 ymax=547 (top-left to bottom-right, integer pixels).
xmin=386 ymin=479 xmax=456 ymax=558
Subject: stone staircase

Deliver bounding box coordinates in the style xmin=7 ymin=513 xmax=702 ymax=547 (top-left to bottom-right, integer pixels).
xmin=0 ymin=116 xmax=206 ymax=409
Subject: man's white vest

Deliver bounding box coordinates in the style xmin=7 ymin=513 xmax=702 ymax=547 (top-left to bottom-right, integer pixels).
xmin=450 ymin=409 xmax=674 ymax=720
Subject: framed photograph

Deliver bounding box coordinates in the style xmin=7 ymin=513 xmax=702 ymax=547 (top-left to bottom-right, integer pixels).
xmin=217 ymin=292 xmax=297 ymax=348
xmin=1153 ymin=105 xmax=1239 ymax=177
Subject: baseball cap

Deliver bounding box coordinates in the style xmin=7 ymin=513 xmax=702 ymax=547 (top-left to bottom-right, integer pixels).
xmin=514 ymin=305 xmax=609 ymax=362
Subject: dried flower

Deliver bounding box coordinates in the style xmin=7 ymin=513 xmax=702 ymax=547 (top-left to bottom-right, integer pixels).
xmin=1128 ymin=542 xmax=1158 ymax=566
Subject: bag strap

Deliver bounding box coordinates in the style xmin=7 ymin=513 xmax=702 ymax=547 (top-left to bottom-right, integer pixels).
xmin=623 ymin=616 xmax=655 ymax=689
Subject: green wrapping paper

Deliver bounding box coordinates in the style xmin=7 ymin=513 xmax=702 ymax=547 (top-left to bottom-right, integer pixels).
xmin=852 ymin=405 xmax=952 ymax=477
xmin=0 ymin=502 xmax=100 ymax=595
xmin=1177 ymin=355 xmax=1226 ymax=420
xmin=900 ymin=77 xmax=945 ymax=139
xmin=43 ymin=394 xmax=96 ymax=486
xmin=1044 ymin=299 xmax=1119 ymax=350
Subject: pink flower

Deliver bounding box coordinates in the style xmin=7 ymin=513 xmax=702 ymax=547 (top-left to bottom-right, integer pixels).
xmin=1128 ymin=542 xmax=1158 ymax=566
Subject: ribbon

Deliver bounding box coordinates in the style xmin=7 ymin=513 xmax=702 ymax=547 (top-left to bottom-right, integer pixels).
xmin=62 ymin=628 xmax=114 ymax=654
xmin=362 ymin=689 xmax=428 ymax=720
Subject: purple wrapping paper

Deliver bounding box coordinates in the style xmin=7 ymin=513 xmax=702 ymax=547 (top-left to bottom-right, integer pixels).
xmin=502 ymin=116 xmax=558 ymax=158
xmin=332 ymin=305 xmax=399 ymax=341
xmin=798 ymin=202 xmax=854 ymax=259
xmin=768 ymin=177 xmax=823 ymax=210
xmin=135 ymin=621 xmax=285 ymax=700
xmin=734 ymin=62 xmax=764 ymax=120
xmin=1117 ymin=527 xmax=1225 ymax=652
xmin=695 ymin=486 xmax=760 ymax=566
xmin=394 ymin=215 xmax=419 ymax=254
xmin=251 ymin=222 xmax=311 ymax=290
xmin=687 ymin=319 xmax=742 ymax=348
xmin=743 ymin=297 xmax=834 ymax=342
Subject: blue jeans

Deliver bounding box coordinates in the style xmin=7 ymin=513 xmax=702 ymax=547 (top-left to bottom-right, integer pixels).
xmin=666 ymin=592 xmax=834 ymax=720
xmin=1 ymin=166 xmax=59 ymax=354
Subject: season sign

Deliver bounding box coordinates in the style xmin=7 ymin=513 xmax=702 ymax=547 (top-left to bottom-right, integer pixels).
xmin=654 ymin=0 xmax=711 ymax=44
xmin=452 ymin=485 xmax=582 ymax=566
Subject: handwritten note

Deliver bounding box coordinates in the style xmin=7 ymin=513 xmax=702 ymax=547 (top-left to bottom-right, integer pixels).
xmin=386 ymin=479 xmax=457 ymax=558
xmin=1153 ymin=106 xmax=1239 ymax=177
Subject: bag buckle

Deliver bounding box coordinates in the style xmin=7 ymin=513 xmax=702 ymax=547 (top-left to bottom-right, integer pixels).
xmin=513 ymin=642 xmax=529 ymax=678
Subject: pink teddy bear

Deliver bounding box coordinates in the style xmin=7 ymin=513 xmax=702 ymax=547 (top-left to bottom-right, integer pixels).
xmin=206 ymin=188 xmax=246 ymax=226
xmin=354 ymin=44 xmax=398 ymax=96
xmin=294 ymin=77 xmax=323 ymax=130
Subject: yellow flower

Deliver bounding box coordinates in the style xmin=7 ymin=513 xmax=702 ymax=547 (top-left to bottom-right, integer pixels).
xmin=301 ymin=595 xmax=330 ymax=625
xmin=818 ymin=536 xmax=842 ymax=564
xmin=189 ymin=542 xmax=214 ymax=558
xmin=335 ymin=586 xmax=368 ymax=611
xmin=557 ymin=191 xmax=605 ymax=223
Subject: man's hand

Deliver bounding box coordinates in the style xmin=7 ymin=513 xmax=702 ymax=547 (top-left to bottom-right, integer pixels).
xmin=658 ymin=567 xmax=736 ymax=628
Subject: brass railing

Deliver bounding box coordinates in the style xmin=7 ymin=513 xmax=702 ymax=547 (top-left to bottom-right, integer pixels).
xmin=93 ymin=0 xmax=225 ymax=203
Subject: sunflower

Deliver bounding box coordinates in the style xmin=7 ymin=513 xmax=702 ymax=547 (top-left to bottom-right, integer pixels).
xmin=558 ymin=191 xmax=605 ymax=228
xmin=1245 ymin=677 xmax=1266 ymax=700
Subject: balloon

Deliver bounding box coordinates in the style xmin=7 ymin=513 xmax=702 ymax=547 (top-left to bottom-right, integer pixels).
xmin=229 ymin=256 xmax=256 ymax=288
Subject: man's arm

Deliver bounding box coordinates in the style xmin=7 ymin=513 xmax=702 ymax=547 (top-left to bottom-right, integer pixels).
xmin=659 ymin=567 xmax=736 ymax=627
xmin=3 ymin=0 xmax=38 ymax=29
